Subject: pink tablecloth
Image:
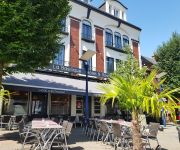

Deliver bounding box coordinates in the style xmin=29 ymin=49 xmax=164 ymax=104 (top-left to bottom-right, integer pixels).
xmin=32 ymin=119 xmax=63 ymax=129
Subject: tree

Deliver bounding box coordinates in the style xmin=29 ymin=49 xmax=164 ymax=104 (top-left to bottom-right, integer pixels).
xmin=100 ymin=49 xmax=180 ymax=149
xmin=0 ymin=0 xmax=71 ymax=84
xmin=154 ymin=32 xmax=180 ymax=89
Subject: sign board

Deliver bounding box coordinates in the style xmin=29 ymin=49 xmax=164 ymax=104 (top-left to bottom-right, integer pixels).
xmin=37 ymin=64 xmax=108 ymax=78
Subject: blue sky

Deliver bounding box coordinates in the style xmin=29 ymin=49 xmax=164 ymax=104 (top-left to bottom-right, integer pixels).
xmin=91 ymin=0 xmax=180 ymax=57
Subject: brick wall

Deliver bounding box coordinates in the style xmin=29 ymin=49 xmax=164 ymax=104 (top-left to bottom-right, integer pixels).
xmin=70 ymin=19 xmax=80 ymax=68
xmin=95 ymin=28 xmax=104 ymax=72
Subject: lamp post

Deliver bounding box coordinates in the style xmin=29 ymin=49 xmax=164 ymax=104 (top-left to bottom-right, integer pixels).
xmin=79 ymin=50 xmax=96 ymax=124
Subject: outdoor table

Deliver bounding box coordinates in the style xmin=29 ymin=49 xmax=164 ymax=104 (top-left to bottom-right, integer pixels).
xmin=31 ymin=119 xmax=68 ymax=150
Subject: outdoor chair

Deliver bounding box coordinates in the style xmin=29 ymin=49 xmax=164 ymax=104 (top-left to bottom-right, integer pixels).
xmin=62 ymin=120 xmax=69 ymax=129
xmin=1 ymin=115 xmax=12 ymax=130
xmin=65 ymin=122 xmax=73 ymax=138
xmin=142 ymin=122 xmax=161 ymax=149
xmin=11 ymin=115 xmax=23 ymax=130
xmin=68 ymin=116 xmax=76 ymax=128
xmin=48 ymin=128 xmax=69 ymax=150
xmin=91 ymin=119 xmax=100 ymax=141
xmin=18 ymin=120 xmax=42 ymax=150
xmin=97 ymin=121 xmax=113 ymax=144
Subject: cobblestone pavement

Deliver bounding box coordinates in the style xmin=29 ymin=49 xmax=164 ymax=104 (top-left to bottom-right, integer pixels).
xmin=0 ymin=125 xmax=179 ymax=150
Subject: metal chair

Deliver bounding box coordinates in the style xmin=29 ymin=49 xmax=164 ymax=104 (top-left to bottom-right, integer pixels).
xmin=1 ymin=115 xmax=12 ymax=130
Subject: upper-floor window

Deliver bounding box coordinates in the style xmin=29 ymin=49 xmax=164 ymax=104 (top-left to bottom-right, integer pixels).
xmin=81 ymin=50 xmax=92 ymax=71
xmin=114 ymin=32 xmax=122 ymax=49
xmin=105 ymin=29 xmax=113 ymax=47
xmin=60 ymin=18 xmax=66 ymax=32
xmin=82 ymin=20 xmax=92 ymax=40
xmin=114 ymin=9 xmax=119 ymax=17
xmin=123 ymin=35 xmax=129 ymax=47
xmin=54 ymin=45 xmax=65 ymax=65
xmin=106 ymin=57 xmax=114 ymax=73
xmin=109 ymin=5 xmax=112 ymax=14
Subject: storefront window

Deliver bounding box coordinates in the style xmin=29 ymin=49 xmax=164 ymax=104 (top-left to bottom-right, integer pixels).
xmin=94 ymin=97 xmax=101 ymax=114
xmin=3 ymin=91 xmax=28 ymax=115
xmin=76 ymin=96 xmax=84 ymax=114
xmin=32 ymin=93 xmax=48 ymax=117
xmin=51 ymin=94 xmax=70 ymax=115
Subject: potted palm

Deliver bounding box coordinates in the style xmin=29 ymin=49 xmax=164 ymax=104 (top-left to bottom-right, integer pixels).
xmin=100 ymin=48 xmax=180 ymax=149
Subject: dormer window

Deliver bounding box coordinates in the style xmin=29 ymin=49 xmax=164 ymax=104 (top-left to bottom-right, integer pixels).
xmin=109 ymin=5 xmax=112 ymax=14
xmin=123 ymin=35 xmax=129 ymax=47
xmin=82 ymin=20 xmax=92 ymax=40
xmin=105 ymin=29 xmax=113 ymax=47
xmin=114 ymin=9 xmax=119 ymax=17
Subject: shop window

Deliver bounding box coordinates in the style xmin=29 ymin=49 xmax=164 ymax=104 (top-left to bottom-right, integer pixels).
xmin=94 ymin=97 xmax=101 ymax=114
xmin=3 ymin=91 xmax=28 ymax=115
xmin=82 ymin=20 xmax=92 ymax=40
xmin=106 ymin=57 xmax=114 ymax=73
xmin=105 ymin=29 xmax=113 ymax=47
xmin=123 ymin=35 xmax=129 ymax=47
xmin=53 ymin=45 xmax=65 ymax=65
xmin=114 ymin=32 xmax=122 ymax=49
xmin=32 ymin=93 xmax=48 ymax=116
xmin=51 ymin=94 xmax=70 ymax=115
xmin=76 ymin=96 xmax=84 ymax=114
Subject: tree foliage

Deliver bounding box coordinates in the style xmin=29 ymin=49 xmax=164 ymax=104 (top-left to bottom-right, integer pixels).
xmin=154 ymin=32 xmax=180 ymax=89
xmin=0 ymin=0 xmax=70 ymax=75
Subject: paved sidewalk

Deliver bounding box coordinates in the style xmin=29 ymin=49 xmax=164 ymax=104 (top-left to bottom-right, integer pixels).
xmin=0 ymin=125 xmax=179 ymax=150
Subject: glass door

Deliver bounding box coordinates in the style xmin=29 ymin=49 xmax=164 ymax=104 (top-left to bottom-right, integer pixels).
xmin=31 ymin=92 xmax=48 ymax=118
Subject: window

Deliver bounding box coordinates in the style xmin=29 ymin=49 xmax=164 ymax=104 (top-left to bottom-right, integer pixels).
xmin=105 ymin=29 xmax=113 ymax=47
xmin=122 ymin=12 xmax=125 ymax=20
xmin=81 ymin=50 xmax=92 ymax=71
xmin=94 ymin=97 xmax=101 ymax=114
xmin=51 ymin=94 xmax=70 ymax=115
xmin=114 ymin=9 xmax=119 ymax=17
xmin=76 ymin=96 xmax=84 ymax=114
xmin=114 ymin=32 xmax=122 ymax=49
xmin=123 ymin=35 xmax=129 ymax=47
xmin=60 ymin=18 xmax=66 ymax=32
xmin=82 ymin=20 xmax=92 ymax=40
xmin=106 ymin=57 xmax=114 ymax=73
xmin=3 ymin=91 xmax=28 ymax=115
xmin=54 ymin=45 xmax=65 ymax=65
xmin=109 ymin=5 xmax=112 ymax=14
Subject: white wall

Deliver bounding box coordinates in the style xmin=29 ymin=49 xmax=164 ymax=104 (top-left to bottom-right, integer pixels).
xmin=64 ymin=1 xmax=141 ymax=73
xmin=71 ymin=95 xmax=76 ymax=116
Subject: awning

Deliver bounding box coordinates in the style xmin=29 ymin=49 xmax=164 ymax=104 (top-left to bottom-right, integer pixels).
xmin=2 ymin=73 xmax=104 ymax=96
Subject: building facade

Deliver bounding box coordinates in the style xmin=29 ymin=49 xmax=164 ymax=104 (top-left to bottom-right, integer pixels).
xmin=2 ymin=0 xmax=141 ymax=118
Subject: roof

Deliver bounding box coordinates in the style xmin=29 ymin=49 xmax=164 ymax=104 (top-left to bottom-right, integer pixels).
xmin=141 ymin=56 xmax=157 ymax=65
xmin=71 ymin=0 xmax=141 ymax=31
xmin=2 ymin=73 xmax=104 ymax=96
xmin=99 ymin=0 xmax=128 ymax=10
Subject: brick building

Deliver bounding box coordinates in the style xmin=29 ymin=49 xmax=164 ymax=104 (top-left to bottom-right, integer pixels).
xmin=2 ymin=0 xmax=141 ymax=118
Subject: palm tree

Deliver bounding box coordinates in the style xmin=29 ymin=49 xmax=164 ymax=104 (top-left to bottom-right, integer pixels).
xmin=0 ymin=86 xmax=10 ymax=115
xmin=100 ymin=49 xmax=180 ymax=149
